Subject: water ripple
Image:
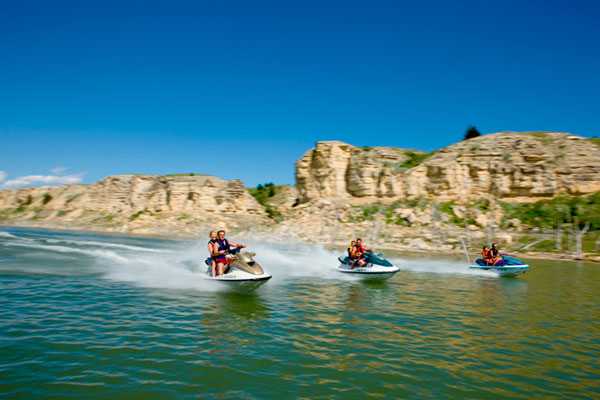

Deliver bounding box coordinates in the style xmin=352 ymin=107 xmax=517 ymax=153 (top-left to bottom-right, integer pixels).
xmin=1 ymin=228 xmax=599 ymax=399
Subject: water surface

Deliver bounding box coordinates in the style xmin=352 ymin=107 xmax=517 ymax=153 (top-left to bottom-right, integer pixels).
xmin=1 ymin=227 xmax=598 ymax=399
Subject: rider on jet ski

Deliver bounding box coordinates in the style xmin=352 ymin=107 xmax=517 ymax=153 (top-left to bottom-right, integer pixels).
xmin=350 ymin=238 xmax=370 ymax=268
xmin=207 ymin=231 xmax=219 ymax=277
xmin=481 ymin=243 xmax=502 ymax=265
xmin=213 ymin=230 xmax=246 ymax=276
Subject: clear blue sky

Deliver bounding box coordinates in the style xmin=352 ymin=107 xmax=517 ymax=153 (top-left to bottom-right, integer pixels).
xmin=2 ymin=0 xmax=599 ymax=187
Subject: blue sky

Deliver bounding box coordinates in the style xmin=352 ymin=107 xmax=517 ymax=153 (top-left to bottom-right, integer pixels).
xmin=1 ymin=0 xmax=599 ymax=187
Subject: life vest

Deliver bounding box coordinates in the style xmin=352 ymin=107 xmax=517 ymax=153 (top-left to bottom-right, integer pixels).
xmin=352 ymin=244 xmax=366 ymax=258
xmin=217 ymin=238 xmax=230 ymax=254
xmin=481 ymin=248 xmax=491 ymax=259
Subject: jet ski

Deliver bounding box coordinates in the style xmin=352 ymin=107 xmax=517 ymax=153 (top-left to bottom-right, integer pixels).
xmin=337 ymin=251 xmax=400 ymax=280
xmin=204 ymin=249 xmax=271 ymax=291
xmin=469 ymin=255 xmax=529 ymax=277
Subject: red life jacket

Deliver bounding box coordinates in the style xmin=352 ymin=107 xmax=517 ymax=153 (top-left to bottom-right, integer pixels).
xmin=354 ymin=244 xmax=366 ymax=257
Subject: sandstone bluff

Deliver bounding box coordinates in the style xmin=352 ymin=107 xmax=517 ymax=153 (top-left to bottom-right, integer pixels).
xmin=295 ymin=132 xmax=600 ymax=203
xmin=0 ymin=174 xmax=269 ymax=236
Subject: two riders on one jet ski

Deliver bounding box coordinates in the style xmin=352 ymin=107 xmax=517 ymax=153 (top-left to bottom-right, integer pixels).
xmin=207 ymin=230 xmax=246 ymax=277
xmin=481 ymin=243 xmax=502 ymax=265
xmin=348 ymin=238 xmax=371 ymax=268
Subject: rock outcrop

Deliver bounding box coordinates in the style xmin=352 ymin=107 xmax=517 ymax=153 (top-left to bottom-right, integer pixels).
xmin=296 ymin=141 xmax=421 ymax=202
xmin=296 ymin=133 xmax=600 ymax=204
xmin=0 ymin=174 xmax=269 ymax=235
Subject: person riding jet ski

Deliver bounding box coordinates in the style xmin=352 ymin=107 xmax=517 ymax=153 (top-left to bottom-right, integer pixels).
xmin=350 ymin=238 xmax=370 ymax=269
xmin=213 ymin=230 xmax=245 ymax=276
xmin=481 ymin=245 xmax=492 ymax=265
xmin=207 ymin=231 xmax=219 ymax=277
xmin=489 ymin=243 xmax=502 ymax=265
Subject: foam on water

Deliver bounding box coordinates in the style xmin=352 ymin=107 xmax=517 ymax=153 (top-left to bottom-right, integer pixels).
xmin=43 ymin=238 xmax=170 ymax=253
xmin=0 ymin=231 xmax=18 ymax=239
xmin=1 ymin=241 xmax=130 ymax=263
xmin=394 ymin=257 xmax=497 ymax=277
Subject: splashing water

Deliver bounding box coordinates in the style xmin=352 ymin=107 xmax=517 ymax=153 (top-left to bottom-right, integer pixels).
xmin=0 ymin=228 xmax=495 ymax=290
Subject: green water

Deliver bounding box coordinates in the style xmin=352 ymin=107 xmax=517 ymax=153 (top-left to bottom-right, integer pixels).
xmin=1 ymin=227 xmax=599 ymax=399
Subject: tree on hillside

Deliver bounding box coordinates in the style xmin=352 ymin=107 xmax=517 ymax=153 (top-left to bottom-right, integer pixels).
xmin=463 ymin=126 xmax=481 ymax=140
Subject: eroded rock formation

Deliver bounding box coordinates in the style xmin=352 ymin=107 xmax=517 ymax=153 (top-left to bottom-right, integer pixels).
xmin=296 ymin=133 xmax=600 ymax=204
xmin=0 ymin=174 xmax=269 ymax=235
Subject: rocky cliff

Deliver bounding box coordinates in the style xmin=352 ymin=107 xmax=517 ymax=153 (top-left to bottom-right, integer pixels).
xmin=0 ymin=174 xmax=269 ymax=236
xmin=296 ymin=132 xmax=600 ymax=204
xmin=279 ymin=132 xmax=600 ymax=259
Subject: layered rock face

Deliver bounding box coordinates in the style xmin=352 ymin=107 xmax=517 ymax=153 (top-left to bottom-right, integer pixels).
xmin=0 ymin=175 xmax=269 ymax=235
xmin=296 ymin=133 xmax=600 ymax=204
xmin=296 ymin=141 xmax=418 ymax=202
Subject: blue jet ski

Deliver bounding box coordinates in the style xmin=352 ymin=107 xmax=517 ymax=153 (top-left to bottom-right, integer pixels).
xmin=337 ymin=251 xmax=400 ymax=280
xmin=469 ymin=255 xmax=529 ymax=277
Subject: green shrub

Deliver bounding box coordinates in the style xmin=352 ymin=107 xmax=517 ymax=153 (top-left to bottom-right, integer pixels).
xmin=397 ymin=151 xmax=433 ymax=169
xmin=472 ymin=199 xmax=490 ymax=211
xmin=502 ymin=193 xmax=600 ymax=230
xmin=265 ymin=205 xmax=283 ymax=222
xmin=18 ymin=195 xmax=33 ymax=206
xmin=42 ymin=193 xmax=53 ymax=205
xmin=248 ymin=183 xmax=284 ymax=222
xmin=361 ymin=204 xmax=381 ymax=220
xmin=463 ymin=126 xmax=481 ymax=140
xmin=129 ymin=210 xmax=146 ymax=221
xmin=588 ymin=137 xmax=600 ymax=148
xmin=249 ymin=183 xmax=278 ymax=205
xmin=438 ymin=201 xmax=455 ymax=215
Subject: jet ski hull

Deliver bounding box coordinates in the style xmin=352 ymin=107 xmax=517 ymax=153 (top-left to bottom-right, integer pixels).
xmin=337 ymin=264 xmax=400 ymax=280
xmin=470 ymin=255 xmax=529 ymax=277
xmin=203 ymin=271 xmax=272 ymax=292
xmin=337 ymin=253 xmax=400 ymax=280
xmin=203 ymin=251 xmax=271 ymax=291
xmin=469 ymin=264 xmax=529 ymax=277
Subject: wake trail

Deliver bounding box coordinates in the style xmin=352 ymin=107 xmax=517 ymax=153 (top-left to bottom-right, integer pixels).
xmin=393 ymin=257 xmax=497 ymax=277
xmin=1 ymin=228 xmax=496 ymax=289
xmin=1 ymin=241 xmax=130 ymax=263
xmin=43 ymin=238 xmax=170 ymax=253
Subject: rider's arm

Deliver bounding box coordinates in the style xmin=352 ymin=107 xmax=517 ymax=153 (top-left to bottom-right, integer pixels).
xmin=208 ymin=243 xmax=219 ymax=257
xmin=228 ymin=240 xmax=245 ymax=248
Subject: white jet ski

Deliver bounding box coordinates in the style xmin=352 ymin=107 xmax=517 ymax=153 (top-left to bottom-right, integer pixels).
xmin=337 ymin=251 xmax=400 ymax=280
xmin=204 ymin=250 xmax=271 ymax=291
xmin=469 ymin=255 xmax=529 ymax=277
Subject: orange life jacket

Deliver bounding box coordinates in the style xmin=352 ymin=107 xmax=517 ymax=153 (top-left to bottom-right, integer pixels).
xmin=481 ymin=248 xmax=491 ymax=259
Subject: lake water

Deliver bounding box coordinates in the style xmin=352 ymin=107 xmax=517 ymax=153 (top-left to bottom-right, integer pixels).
xmin=1 ymin=227 xmax=598 ymax=399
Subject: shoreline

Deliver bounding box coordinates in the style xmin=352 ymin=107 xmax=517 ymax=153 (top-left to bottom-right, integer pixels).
xmin=2 ymin=222 xmax=598 ymax=264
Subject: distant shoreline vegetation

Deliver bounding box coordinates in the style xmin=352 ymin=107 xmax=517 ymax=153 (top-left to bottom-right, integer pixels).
xmin=248 ymin=183 xmax=284 ymax=222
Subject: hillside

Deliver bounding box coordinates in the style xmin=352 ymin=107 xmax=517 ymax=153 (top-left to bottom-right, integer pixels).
xmin=0 ymin=174 xmax=269 ymax=236
xmin=274 ymin=132 xmax=600 ymax=260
